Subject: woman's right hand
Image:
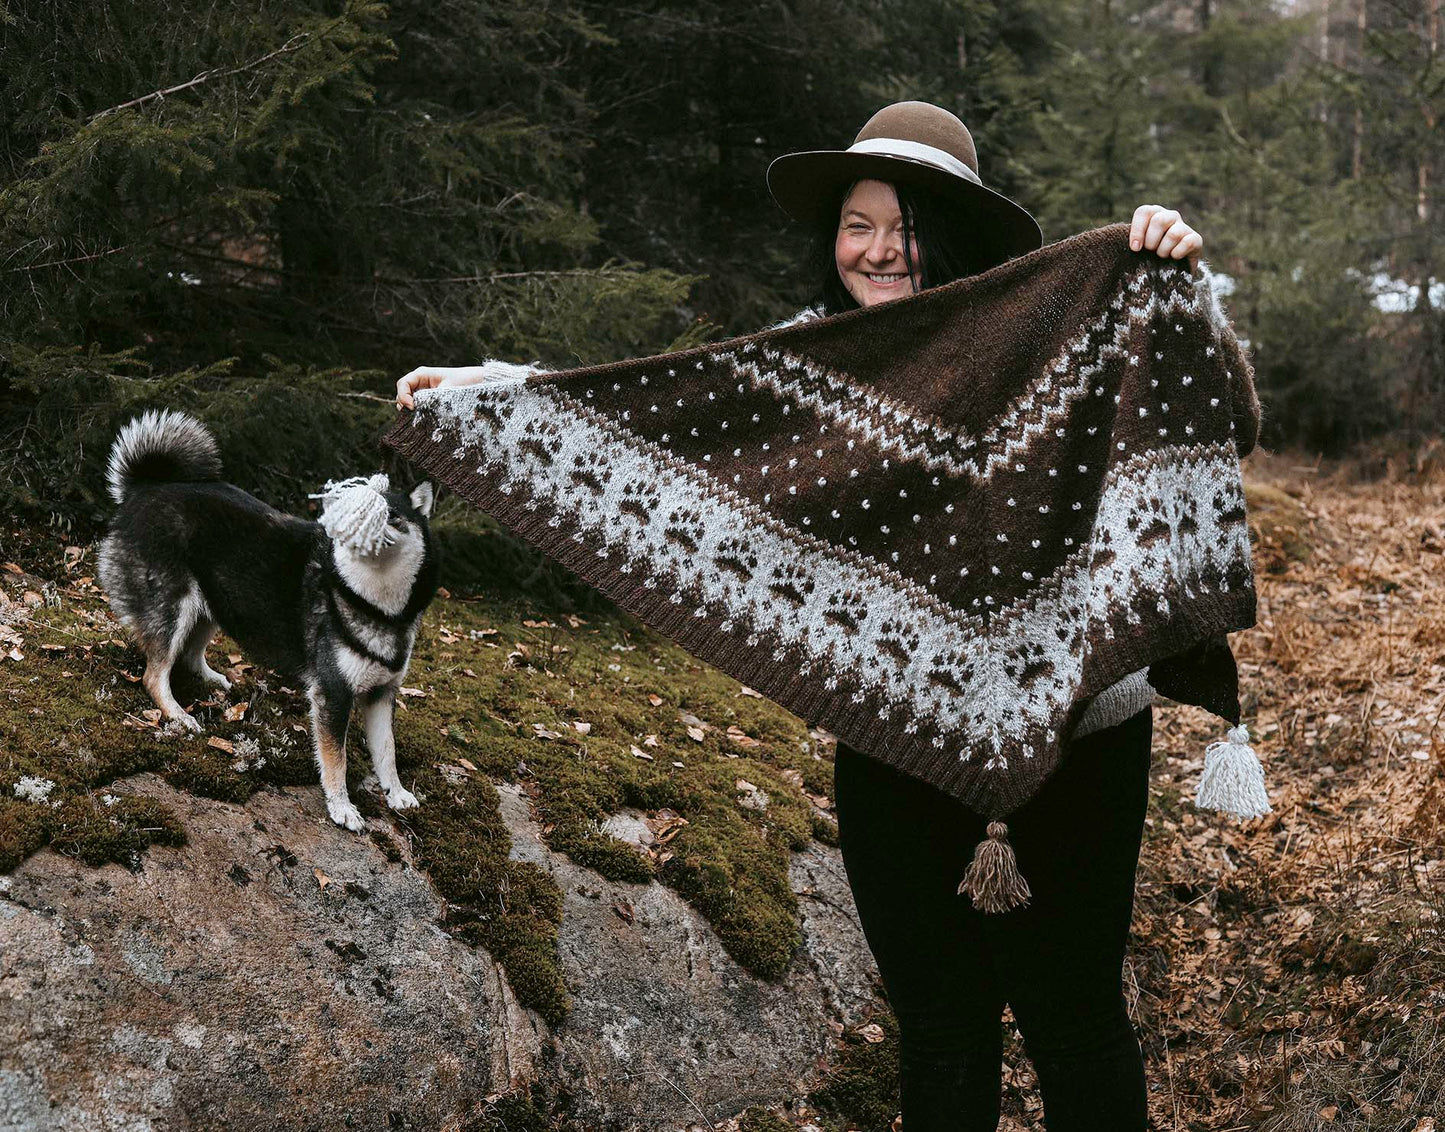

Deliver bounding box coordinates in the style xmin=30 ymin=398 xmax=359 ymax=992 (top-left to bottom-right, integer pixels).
xmin=395 ymin=365 xmax=489 ymax=410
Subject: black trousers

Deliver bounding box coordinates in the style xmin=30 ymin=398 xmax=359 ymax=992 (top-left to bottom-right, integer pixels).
xmin=833 ymin=706 xmax=1153 ymax=1131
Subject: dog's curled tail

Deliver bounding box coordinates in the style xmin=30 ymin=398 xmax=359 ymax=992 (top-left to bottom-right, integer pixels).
xmin=107 ymin=410 xmax=223 ymax=504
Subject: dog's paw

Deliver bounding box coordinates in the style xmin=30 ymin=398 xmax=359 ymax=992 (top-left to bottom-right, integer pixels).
xmin=172 ymin=711 xmax=203 ymax=734
xmin=201 ymin=667 xmax=232 ymax=692
xmin=326 ymin=796 xmax=366 ymax=832
xmin=385 ymin=786 xmax=420 ymax=812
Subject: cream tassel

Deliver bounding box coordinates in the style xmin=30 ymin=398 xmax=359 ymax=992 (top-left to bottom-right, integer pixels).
xmin=958 ymin=822 xmax=1031 ymax=913
xmin=1195 ymin=724 xmax=1272 ymax=819
xmin=310 ymin=473 xmax=393 ymax=556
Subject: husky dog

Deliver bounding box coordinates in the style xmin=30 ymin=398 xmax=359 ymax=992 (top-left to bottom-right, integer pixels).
xmin=98 ymin=410 xmax=440 ymax=830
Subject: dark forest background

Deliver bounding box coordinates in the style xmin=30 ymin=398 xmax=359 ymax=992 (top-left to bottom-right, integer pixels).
xmin=1 ymin=0 xmax=1441 ymax=531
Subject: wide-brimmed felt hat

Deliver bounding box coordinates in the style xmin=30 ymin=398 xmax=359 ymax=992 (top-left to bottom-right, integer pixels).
xmin=767 ymin=101 xmax=1043 ymax=269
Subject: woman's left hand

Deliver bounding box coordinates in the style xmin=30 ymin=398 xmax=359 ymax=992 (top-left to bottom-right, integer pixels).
xmin=1128 ymin=205 xmax=1202 ymax=260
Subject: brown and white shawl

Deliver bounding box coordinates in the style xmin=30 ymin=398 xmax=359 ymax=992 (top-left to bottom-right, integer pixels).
xmin=384 ymin=223 xmax=1267 ymax=910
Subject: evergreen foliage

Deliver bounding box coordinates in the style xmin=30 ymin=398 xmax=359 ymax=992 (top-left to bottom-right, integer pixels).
xmin=1 ymin=0 xmax=1441 ymax=534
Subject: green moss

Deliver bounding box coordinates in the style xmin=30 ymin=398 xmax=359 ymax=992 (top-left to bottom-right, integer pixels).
xmin=163 ymin=746 xmax=254 ymax=804
xmin=403 ymin=761 xmax=571 ymax=1026
xmin=0 ymin=799 xmax=48 ymax=872
xmin=45 ymin=793 xmax=186 ymax=869
xmin=369 ymin=828 xmax=404 ymax=862
xmin=807 ymin=1012 xmax=903 ymax=1132
xmin=457 ymin=1066 xmax=585 ymax=1132
xmin=1245 ymin=482 xmax=1315 ymax=568
xmin=737 ymin=1106 xmax=795 ymax=1132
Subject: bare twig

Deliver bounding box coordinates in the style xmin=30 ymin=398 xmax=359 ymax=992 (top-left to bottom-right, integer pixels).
xmin=3 ymin=245 xmax=132 ymax=275
xmin=657 ymin=1073 xmax=717 ymax=1132
xmin=88 ymin=26 xmax=332 ymax=122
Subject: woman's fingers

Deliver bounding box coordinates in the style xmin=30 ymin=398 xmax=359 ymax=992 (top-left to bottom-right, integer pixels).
xmin=1155 ymin=219 xmax=1191 ymax=258
xmin=1144 ymin=208 xmax=1181 ymax=252
xmin=1129 ymin=204 xmax=1160 ymax=251
xmin=1171 ymin=229 xmax=1203 ymax=260
xmin=1129 ymin=205 xmax=1202 ymax=261
xmin=395 ymin=368 xmax=441 ymax=410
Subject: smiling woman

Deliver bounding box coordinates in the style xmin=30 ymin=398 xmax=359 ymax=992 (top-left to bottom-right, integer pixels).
xmin=393 ymin=99 xmax=1213 ymax=1132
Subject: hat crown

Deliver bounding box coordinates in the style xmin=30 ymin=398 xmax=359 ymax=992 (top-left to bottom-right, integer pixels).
xmin=854 ymin=101 xmax=979 ymax=178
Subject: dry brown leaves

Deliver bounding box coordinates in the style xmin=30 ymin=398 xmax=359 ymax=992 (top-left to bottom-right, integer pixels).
xmin=1128 ymin=455 xmax=1445 ymax=1128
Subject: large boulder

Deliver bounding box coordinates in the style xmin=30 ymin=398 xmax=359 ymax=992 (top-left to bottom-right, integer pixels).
xmin=0 ymin=773 xmax=880 ymax=1131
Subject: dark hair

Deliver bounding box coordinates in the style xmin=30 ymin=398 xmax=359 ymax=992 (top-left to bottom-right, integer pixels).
xmin=809 ymin=180 xmax=992 ymax=316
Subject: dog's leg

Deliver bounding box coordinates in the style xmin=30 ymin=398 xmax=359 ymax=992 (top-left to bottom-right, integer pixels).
xmin=309 ymin=680 xmax=361 ymax=831
xmin=141 ymin=588 xmax=206 ymax=732
xmin=142 ymin=649 xmax=202 ymax=733
xmin=179 ymin=618 xmax=230 ymax=692
xmin=362 ymin=685 xmax=417 ymax=811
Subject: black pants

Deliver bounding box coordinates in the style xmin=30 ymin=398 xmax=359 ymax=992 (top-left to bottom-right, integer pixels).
xmin=833 ymin=707 xmax=1153 ymax=1131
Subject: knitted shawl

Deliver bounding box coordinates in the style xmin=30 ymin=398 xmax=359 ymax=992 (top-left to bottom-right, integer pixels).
xmin=383 ymin=223 xmax=1266 ymax=908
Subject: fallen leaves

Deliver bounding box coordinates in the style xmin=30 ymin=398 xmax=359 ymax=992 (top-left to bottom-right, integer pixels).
xmin=649 ymin=812 xmax=688 ymax=844
xmin=629 ymin=745 xmax=654 ymax=761
xmin=434 ymin=762 xmax=471 ymax=785
xmin=314 ymin=867 xmax=332 ymax=892
xmin=207 ymin=736 xmax=234 ymax=754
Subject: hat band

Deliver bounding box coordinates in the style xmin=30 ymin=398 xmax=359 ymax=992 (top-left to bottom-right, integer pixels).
xmin=847 ymin=137 xmax=983 ymax=187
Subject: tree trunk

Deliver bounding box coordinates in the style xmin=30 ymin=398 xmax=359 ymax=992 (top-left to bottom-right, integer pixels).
xmin=1352 ymin=0 xmax=1366 ymax=178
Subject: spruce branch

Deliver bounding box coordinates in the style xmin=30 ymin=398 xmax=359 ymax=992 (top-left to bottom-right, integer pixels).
xmin=87 ymin=22 xmax=345 ymax=123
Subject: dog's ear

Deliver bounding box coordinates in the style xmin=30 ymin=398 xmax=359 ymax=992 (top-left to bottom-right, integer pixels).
xmin=409 ymin=481 xmax=435 ymax=518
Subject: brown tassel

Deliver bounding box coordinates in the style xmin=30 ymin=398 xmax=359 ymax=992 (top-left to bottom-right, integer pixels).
xmin=958 ymin=822 xmax=1031 ymax=913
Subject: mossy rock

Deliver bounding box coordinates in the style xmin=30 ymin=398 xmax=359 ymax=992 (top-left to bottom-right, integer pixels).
xmin=3 ymin=516 xmax=839 ymax=1028
xmin=1244 ymin=482 xmax=1316 ymax=569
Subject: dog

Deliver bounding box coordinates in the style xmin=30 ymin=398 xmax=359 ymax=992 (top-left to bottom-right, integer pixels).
xmin=98 ymin=409 xmax=440 ymax=831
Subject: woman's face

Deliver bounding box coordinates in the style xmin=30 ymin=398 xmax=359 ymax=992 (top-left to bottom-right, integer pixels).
xmin=834 ymin=179 xmax=921 ymax=307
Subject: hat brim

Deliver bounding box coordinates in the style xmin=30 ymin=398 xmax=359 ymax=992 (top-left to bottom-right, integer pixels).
xmin=767 ymin=149 xmax=1043 ymax=268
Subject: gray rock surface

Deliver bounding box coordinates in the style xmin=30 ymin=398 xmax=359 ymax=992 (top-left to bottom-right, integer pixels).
xmin=0 ymin=776 xmax=881 ymax=1131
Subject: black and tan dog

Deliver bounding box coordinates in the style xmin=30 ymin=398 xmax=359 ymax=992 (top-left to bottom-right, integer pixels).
xmin=98 ymin=410 xmax=439 ymax=830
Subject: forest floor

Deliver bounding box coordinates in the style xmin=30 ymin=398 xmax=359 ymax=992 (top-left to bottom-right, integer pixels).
xmin=1110 ymin=453 xmax=1443 ymax=1132
xmin=2 ymin=452 xmax=1442 ymax=1132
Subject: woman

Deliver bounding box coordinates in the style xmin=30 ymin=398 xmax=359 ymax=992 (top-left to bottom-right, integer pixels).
xmin=396 ymin=102 xmax=1203 ymax=1131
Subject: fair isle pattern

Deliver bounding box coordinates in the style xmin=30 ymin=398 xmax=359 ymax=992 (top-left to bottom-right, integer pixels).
xmin=383 ymin=224 xmax=1260 ymax=818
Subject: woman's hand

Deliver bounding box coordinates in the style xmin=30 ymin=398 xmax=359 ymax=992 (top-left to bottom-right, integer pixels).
xmin=1128 ymin=205 xmax=1202 ymax=261
xmin=395 ymin=365 xmax=487 ymax=410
